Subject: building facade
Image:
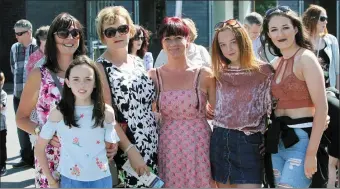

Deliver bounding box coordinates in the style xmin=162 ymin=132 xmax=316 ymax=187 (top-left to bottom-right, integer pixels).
xmin=1 ymin=0 xmax=338 ymax=82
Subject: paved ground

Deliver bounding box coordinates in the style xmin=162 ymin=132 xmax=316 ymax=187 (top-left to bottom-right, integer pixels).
xmin=0 ymin=84 xmax=35 ymax=188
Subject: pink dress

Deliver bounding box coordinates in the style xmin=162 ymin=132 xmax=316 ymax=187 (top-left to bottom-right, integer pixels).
xmin=35 ymin=67 xmax=64 ymax=188
xmin=157 ymin=68 xmax=211 ymax=188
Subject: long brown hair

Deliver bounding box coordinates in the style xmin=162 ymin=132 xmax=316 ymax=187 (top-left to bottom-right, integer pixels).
xmin=302 ymin=4 xmax=328 ymax=37
xmin=260 ymin=8 xmax=313 ymax=59
xmin=211 ymin=21 xmax=258 ymax=80
xmin=58 ymin=55 xmax=105 ymax=128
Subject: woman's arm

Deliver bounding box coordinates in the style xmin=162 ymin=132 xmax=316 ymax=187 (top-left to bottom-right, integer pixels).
xmin=35 ymin=137 xmax=59 ymax=188
xmin=16 ymin=68 xmax=41 ymax=134
xmin=115 ymin=123 xmax=149 ymax=176
xmin=300 ymin=51 xmax=328 ymax=178
xmin=34 ymin=108 xmax=62 ymax=188
xmin=103 ymin=89 xmax=149 ymax=176
xmin=200 ymin=67 xmax=216 ymax=109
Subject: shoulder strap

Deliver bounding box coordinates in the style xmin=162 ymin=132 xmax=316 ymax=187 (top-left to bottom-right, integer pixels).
xmin=48 ymin=69 xmax=63 ymax=94
xmin=193 ymin=67 xmax=202 ymax=88
xmin=194 ymin=67 xmax=202 ymax=109
xmin=155 ymin=68 xmax=162 ymax=112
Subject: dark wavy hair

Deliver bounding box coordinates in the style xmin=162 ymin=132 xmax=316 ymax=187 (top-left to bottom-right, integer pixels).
xmin=128 ymin=25 xmax=151 ymax=59
xmin=57 ymin=55 xmax=105 ymax=128
xmin=260 ymin=8 xmax=313 ymax=60
xmin=44 ymin=13 xmax=87 ymax=73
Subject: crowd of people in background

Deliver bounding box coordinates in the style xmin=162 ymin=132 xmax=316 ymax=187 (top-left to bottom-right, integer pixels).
xmin=0 ymin=3 xmax=339 ymax=189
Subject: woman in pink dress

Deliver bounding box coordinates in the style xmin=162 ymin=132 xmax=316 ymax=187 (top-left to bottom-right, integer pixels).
xmin=148 ymin=17 xmax=216 ymax=188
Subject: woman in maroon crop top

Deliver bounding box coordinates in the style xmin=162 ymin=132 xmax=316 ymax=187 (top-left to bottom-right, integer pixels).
xmin=260 ymin=6 xmax=328 ymax=188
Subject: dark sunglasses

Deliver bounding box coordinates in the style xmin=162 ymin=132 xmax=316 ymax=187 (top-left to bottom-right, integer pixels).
xmin=103 ymin=25 xmax=129 ymax=38
xmin=54 ymin=29 xmax=81 ymax=39
xmin=214 ymin=19 xmax=241 ymax=30
xmin=265 ymin=6 xmax=291 ymax=17
xmin=15 ymin=31 xmax=28 ymax=36
xmin=319 ymin=16 xmax=328 ymax=22
xmin=133 ymin=36 xmax=145 ymax=41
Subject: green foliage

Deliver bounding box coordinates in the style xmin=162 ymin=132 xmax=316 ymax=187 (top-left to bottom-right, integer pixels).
xmin=255 ymin=0 xmax=277 ymax=16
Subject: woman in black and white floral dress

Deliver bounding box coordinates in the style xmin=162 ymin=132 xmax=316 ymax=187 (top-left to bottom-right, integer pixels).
xmin=96 ymin=6 xmax=158 ymax=188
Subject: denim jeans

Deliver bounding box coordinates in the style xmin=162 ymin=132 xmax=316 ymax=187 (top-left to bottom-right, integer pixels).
xmin=60 ymin=175 xmax=112 ymax=188
xmin=271 ymin=128 xmax=312 ymax=188
xmin=210 ymin=127 xmax=263 ymax=184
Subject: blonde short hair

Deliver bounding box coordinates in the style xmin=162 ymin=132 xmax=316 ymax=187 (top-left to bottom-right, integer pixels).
xmin=96 ymin=6 xmax=135 ymax=44
xmin=182 ymin=18 xmax=198 ymax=42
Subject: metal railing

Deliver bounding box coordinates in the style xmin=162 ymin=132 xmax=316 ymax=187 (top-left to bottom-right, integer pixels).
xmin=86 ymin=0 xmax=115 ymax=60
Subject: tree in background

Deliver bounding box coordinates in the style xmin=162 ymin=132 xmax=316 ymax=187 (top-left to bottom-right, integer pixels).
xmin=254 ymin=0 xmax=277 ymax=16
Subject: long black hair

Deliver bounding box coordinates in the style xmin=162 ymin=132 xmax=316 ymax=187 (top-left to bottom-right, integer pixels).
xmin=57 ymin=55 xmax=105 ymax=128
xmin=260 ymin=8 xmax=313 ymax=61
xmin=44 ymin=12 xmax=87 ymax=73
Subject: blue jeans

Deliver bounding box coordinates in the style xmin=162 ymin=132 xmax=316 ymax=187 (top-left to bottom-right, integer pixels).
xmin=60 ymin=175 xmax=112 ymax=188
xmin=271 ymin=128 xmax=311 ymax=188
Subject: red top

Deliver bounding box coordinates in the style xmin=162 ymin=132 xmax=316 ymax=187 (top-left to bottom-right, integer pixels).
xmin=271 ymin=49 xmax=314 ymax=109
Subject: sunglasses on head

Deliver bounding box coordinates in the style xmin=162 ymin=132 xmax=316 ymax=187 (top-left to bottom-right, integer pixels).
xmin=133 ymin=36 xmax=145 ymax=41
xmin=214 ymin=19 xmax=241 ymax=30
xmin=265 ymin=6 xmax=291 ymax=17
xmin=103 ymin=25 xmax=129 ymax=38
xmin=319 ymin=16 xmax=328 ymax=22
xmin=15 ymin=30 xmax=28 ymax=36
xmin=54 ymin=29 xmax=81 ymax=39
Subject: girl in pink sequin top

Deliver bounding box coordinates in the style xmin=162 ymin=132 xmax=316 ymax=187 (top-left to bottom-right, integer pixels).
xmin=148 ymin=17 xmax=216 ymax=188
xmin=210 ymin=19 xmax=274 ymax=188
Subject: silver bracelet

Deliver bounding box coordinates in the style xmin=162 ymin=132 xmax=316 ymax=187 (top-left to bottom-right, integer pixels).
xmin=124 ymin=144 xmax=135 ymax=154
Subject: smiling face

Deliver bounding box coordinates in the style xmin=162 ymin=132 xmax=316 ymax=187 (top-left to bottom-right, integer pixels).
xmin=162 ymin=35 xmax=188 ymax=59
xmin=102 ymin=16 xmax=130 ymax=50
xmin=55 ymin=25 xmax=80 ymax=56
xmin=267 ymin=15 xmax=298 ymax=51
xmin=218 ymin=29 xmax=240 ymax=63
xmin=65 ymin=64 xmax=95 ymax=101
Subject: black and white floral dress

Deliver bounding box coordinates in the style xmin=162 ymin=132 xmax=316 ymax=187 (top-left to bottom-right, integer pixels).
xmin=97 ymin=56 xmax=158 ymax=188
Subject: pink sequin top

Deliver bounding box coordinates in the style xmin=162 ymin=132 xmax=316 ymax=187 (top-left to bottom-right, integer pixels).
xmin=212 ymin=63 xmax=274 ymax=135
